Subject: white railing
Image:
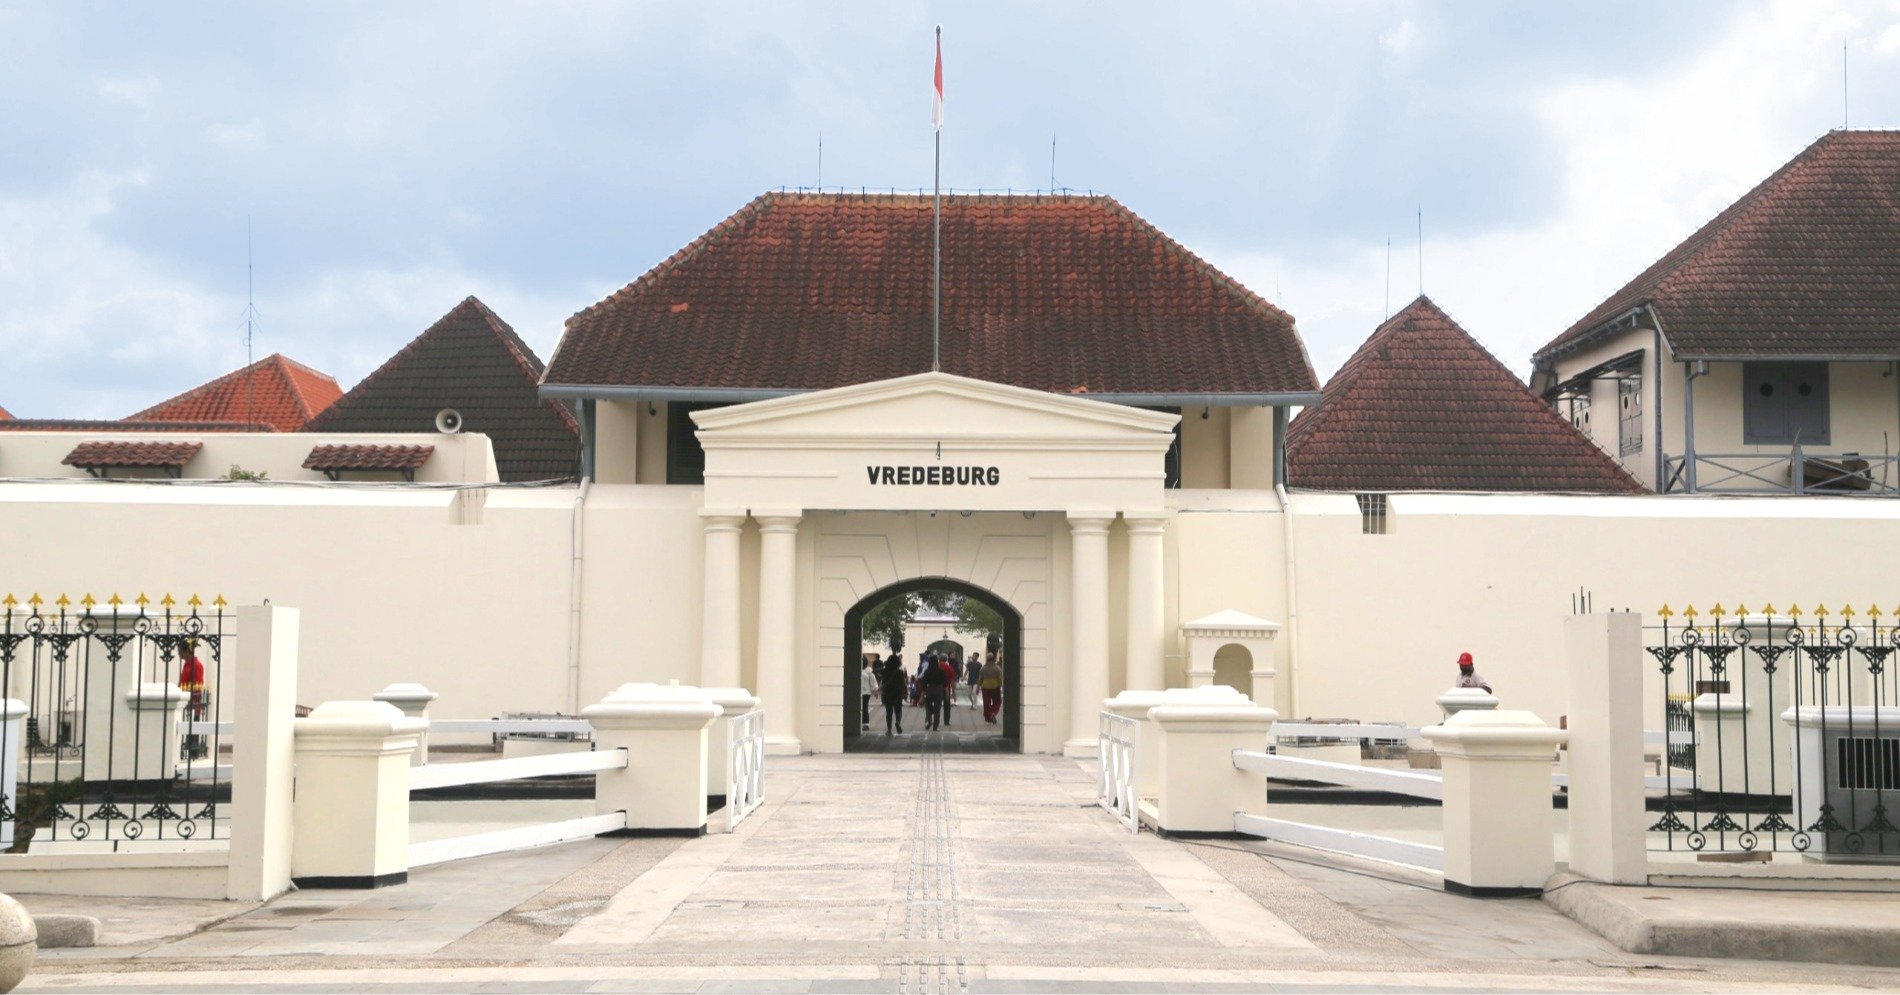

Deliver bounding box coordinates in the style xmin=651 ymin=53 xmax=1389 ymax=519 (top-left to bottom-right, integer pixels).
xmin=406 ymin=747 xmax=629 ymax=868
xmin=1232 ymin=748 xmax=1444 ymax=872
xmin=429 ymin=718 xmax=594 ymax=736
xmin=1272 ymin=722 xmax=1420 ymax=743
xmin=1097 ymin=711 xmax=1140 ymax=834
xmin=408 ymin=747 xmax=626 ymax=792
xmin=726 ymin=710 xmax=765 ymax=832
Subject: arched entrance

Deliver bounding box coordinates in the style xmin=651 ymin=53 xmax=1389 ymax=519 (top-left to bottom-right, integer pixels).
xmin=842 ymin=576 xmax=1022 ymax=751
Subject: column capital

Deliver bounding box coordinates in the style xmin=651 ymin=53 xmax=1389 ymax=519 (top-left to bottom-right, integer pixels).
xmin=1123 ymin=513 xmax=1171 ymax=534
xmin=753 ymin=511 xmax=803 ymax=533
xmin=1067 ymin=512 xmax=1115 ymax=534
xmin=700 ymin=510 xmax=747 ymax=531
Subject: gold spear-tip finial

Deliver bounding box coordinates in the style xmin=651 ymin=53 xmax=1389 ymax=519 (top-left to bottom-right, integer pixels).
xmin=1735 ymin=603 xmax=1750 ymax=616
xmin=1815 ymin=603 xmax=1830 ymax=618
xmin=1658 ymin=603 xmax=1674 ymax=618
xmin=1842 ymin=604 xmax=1856 ymax=618
xmin=212 ymin=595 xmax=227 ymax=609
xmin=27 ymin=594 xmax=42 ymax=609
xmin=107 ymin=593 xmax=122 ymax=607
xmin=1683 ymin=604 xmax=1699 ymax=618
xmin=1870 ymin=604 xmax=1884 ymax=618
xmin=54 ymin=594 xmax=70 ymax=609
xmin=1711 ymin=603 xmax=1727 ymax=618
xmin=79 ymin=594 xmax=95 ymax=608
xmin=1762 ymin=602 xmax=1776 ymax=615
xmin=1 ymin=595 xmax=14 ymax=610
xmin=159 ymin=594 xmax=175 ymax=608
xmin=187 ymin=594 xmax=202 ymax=609
xmin=135 ymin=592 xmax=150 ymax=607
xmin=1788 ymin=603 xmax=1803 ymax=618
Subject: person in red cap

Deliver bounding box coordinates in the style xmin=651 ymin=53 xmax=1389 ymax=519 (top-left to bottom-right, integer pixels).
xmin=1454 ymin=652 xmax=1492 ymax=693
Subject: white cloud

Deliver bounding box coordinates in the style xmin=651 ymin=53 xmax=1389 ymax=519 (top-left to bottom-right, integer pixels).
xmin=1379 ymin=19 xmax=1422 ymax=57
xmin=1211 ymin=0 xmax=1900 ymax=383
xmin=206 ymin=119 xmax=267 ymax=149
xmin=96 ymin=75 xmax=160 ymax=113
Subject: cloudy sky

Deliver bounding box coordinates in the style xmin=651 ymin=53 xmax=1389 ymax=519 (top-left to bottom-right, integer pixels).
xmin=1 ymin=1 xmax=1896 ymax=417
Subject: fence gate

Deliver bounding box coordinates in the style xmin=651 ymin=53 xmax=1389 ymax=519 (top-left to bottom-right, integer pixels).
xmin=1097 ymin=711 xmax=1140 ymax=833
xmin=726 ymin=710 xmax=765 ymax=831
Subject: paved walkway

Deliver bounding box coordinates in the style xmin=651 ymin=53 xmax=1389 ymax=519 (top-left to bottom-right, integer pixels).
xmin=20 ymin=752 xmax=1900 ymax=993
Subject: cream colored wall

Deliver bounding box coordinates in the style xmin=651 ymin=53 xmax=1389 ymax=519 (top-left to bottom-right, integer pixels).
xmin=1683 ymin=360 xmax=1900 ymax=459
xmin=1179 ymin=406 xmax=1231 ymax=488
xmin=1227 ymin=406 xmax=1278 ymax=490
xmin=0 ymin=432 xmax=499 ymax=484
xmin=592 ymin=401 xmax=641 ymax=484
xmin=639 ymin=404 xmax=672 ymax=483
xmin=1546 ymin=329 xmax=1663 ymax=491
xmin=1285 ymin=491 xmax=1900 ymax=729
xmin=1167 ymin=490 xmax=1290 ymax=713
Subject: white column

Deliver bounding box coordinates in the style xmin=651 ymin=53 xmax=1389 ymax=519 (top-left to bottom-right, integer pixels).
xmin=0 ymin=699 xmax=23 ymax=849
xmin=698 ymin=512 xmax=746 ymax=690
xmin=1562 ymin=613 xmax=1648 ymax=884
xmin=1423 ymin=709 xmax=1565 ymax=895
xmin=754 ymin=513 xmax=802 ymax=755
xmin=1124 ymin=515 xmax=1168 ymax=692
xmin=289 ymin=701 xmax=425 ymax=888
xmin=584 ymin=685 xmax=721 ymax=835
xmin=227 ymin=604 xmax=298 ymax=902
xmin=1065 ymin=514 xmax=1114 ymax=757
xmin=1150 ymin=700 xmax=1278 ymax=834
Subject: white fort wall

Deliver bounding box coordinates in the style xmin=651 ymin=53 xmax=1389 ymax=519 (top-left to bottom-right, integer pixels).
xmin=4 ymin=476 xmax=1899 ymax=746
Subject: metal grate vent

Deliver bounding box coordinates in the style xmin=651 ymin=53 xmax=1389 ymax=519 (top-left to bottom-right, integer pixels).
xmin=1836 ymin=735 xmax=1900 ymax=791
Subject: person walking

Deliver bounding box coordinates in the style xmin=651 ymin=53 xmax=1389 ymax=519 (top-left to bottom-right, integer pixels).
xmin=965 ymin=653 xmax=983 ymax=707
xmin=860 ymin=654 xmax=878 ymax=728
xmin=1454 ymin=651 xmax=1493 ymax=693
xmin=920 ymin=653 xmax=949 ymax=731
xmin=979 ymin=654 xmax=1003 ymax=725
xmin=880 ymin=656 xmax=907 ymax=735
xmin=937 ymin=654 xmax=960 ymax=727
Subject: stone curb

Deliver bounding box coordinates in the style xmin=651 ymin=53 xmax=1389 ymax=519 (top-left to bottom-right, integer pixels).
xmin=1542 ymin=871 xmax=1900 ymax=967
xmin=32 ymin=915 xmax=98 ymax=949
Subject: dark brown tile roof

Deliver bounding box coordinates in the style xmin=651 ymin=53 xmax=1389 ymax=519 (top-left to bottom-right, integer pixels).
xmin=306 ymin=297 xmax=580 ymax=482
xmin=304 ymin=444 xmax=434 ymax=472
xmin=62 ymin=441 xmax=203 ymax=470
xmin=131 ymin=354 xmax=344 ymax=432
xmin=1536 ymin=130 xmax=1900 ymax=366
xmin=1 ymin=419 xmax=271 ymax=432
xmin=544 ymin=192 xmax=1319 ymax=398
xmin=1288 ymin=297 xmax=1644 ymax=494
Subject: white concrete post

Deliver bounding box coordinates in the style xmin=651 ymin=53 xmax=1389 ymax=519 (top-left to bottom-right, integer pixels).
xmin=584 ymin=684 xmax=722 ymax=835
xmin=119 ymin=683 xmax=188 ymax=781
xmin=701 ymin=686 xmax=760 ymax=799
xmin=227 ymin=604 xmax=299 ymax=902
xmin=698 ymin=512 xmax=746 ymax=690
xmin=754 ymin=513 xmax=802 ymax=755
xmin=290 ymin=701 xmax=425 ymax=888
xmin=1065 ymin=514 xmax=1114 ymax=757
xmin=1148 ymin=700 xmax=1277 ymax=835
xmin=1563 ymin=612 xmax=1647 ymax=885
xmin=1123 ymin=516 xmax=1168 ymax=692
xmin=0 ymin=700 xmax=23 ymax=849
xmin=372 ymin=683 xmax=439 ymax=767
xmin=1436 ymin=687 xmax=1500 ymax=719
xmin=1423 ymin=709 xmax=1565 ymax=896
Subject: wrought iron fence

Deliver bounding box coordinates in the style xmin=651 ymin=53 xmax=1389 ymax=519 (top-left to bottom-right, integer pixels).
xmin=1647 ymin=603 xmax=1900 ymax=858
xmin=0 ymin=593 xmax=232 ymax=847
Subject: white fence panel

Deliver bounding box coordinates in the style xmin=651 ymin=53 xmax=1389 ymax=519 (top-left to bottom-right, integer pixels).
xmin=1233 ymin=750 xmax=1444 ymax=801
xmin=410 ymin=747 xmax=626 ymax=792
xmin=429 ymin=718 xmax=595 ymax=736
xmin=726 ymin=710 xmax=765 ymax=832
xmin=408 ymin=812 xmax=627 ymax=868
xmin=1234 ymin=813 xmax=1444 ymax=871
xmin=1271 ymin=722 xmax=1420 ymax=742
xmin=1097 ymin=711 xmax=1140 ymax=834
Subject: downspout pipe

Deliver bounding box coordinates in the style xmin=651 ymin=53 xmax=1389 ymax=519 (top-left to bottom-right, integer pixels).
xmin=566 ymin=478 xmax=591 ymax=712
xmin=1274 ymin=482 xmax=1300 ymax=718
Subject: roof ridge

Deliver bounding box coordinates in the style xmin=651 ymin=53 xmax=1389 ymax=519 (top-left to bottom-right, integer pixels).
xmin=1534 ymin=130 xmax=1846 ymax=362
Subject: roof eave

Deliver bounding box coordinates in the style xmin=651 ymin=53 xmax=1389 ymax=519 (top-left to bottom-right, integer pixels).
xmin=540 ymin=384 xmax=1321 ymax=408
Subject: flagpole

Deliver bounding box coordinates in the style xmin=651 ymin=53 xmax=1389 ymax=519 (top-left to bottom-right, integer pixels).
xmin=932 ymin=25 xmax=942 ymax=374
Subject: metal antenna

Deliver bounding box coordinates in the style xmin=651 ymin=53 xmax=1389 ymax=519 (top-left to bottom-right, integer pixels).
xmin=817 ymin=131 xmax=824 ymax=188
xmin=932 ymin=25 xmax=943 ymax=373
xmin=1843 ymin=40 xmax=1849 ymax=128
xmin=1384 ymin=233 xmax=1392 ymax=318
xmin=244 ymin=216 xmax=256 ymax=430
xmin=1416 ymin=205 xmax=1424 ymax=297
xmin=1050 ymin=131 xmax=1056 ymax=191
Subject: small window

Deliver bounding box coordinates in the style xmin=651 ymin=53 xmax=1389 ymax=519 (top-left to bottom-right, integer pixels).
xmin=1618 ymin=377 xmax=1643 ymax=456
xmin=1744 ymin=362 xmax=1830 ymax=445
xmin=1562 ymin=392 xmax=1592 ymax=432
xmin=665 ymin=402 xmax=725 ymax=484
xmin=1355 ymin=493 xmax=1388 ymax=535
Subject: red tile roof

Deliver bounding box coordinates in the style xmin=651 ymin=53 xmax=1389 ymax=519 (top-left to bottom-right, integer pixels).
xmin=544 ymin=192 xmax=1319 ymax=398
xmin=306 ymin=297 xmax=580 ymax=482
xmin=303 ymin=444 xmax=434 ymax=472
xmin=1 ymin=419 xmax=270 ymax=432
xmin=1535 ymin=130 xmax=1900 ymax=367
xmin=62 ymin=441 xmax=203 ymax=471
xmin=1288 ymin=297 xmax=1644 ymax=494
xmin=132 ymin=354 xmax=344 ymax=432
xmin=0 ymin=405 xmax=10 ymax=420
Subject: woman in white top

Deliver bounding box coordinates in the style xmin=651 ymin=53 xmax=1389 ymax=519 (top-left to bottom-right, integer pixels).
xmin=861 ymin=654 xmax=880 ymax=729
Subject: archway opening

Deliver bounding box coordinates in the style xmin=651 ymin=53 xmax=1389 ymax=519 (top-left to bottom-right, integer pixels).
xmin=1212 ymin=643 xmax=1253 ymax=695
xmin=844 ymin=577 xmax=1021 ymax=753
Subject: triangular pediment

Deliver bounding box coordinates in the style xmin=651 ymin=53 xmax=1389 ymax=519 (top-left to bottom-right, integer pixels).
xmin=693 ymin=372 xmax=1179 ymax=443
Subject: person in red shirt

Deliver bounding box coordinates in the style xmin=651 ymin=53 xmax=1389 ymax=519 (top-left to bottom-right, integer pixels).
xmin=177 ymin=640 xmax=206 ymax=693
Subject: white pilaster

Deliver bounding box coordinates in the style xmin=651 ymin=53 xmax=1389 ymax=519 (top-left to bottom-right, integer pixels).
xmin=754 ymin=513 xmax=802 ymax=755
xmin=1562 ymin=613 xmax=1647 ymax=885
xmin=1065 ymin=514 xmax=1114 ymax=757
xmin=1123 ymin=515 xmax=1168 ymax=692
xmin=1423 ymin=709 xmax=1565 ymax=895
xmin=289 ymin=700 xmax=425 ymax=888
xmin=227 ymin=604 xmax=298 ymax=902
xmin=698 ymin=512 xmax=746 ymax=690
xmin=372 ymin=683 xmax=439 ymax=767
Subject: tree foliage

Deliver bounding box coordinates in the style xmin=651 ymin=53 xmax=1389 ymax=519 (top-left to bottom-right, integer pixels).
xmin=859 ymin=588 xmax=1005 ymax=659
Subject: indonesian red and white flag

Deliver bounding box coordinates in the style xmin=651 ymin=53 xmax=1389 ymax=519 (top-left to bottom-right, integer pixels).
xmin=931 ymin=31 xmax=943 ymax=131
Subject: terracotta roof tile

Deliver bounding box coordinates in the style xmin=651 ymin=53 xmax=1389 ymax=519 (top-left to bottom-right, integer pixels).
xmin=62 ymin=441 xmax=203 ymax=470
xmin=0 ymin=419 xmax=270 ymax=432
xmin=544 ymin=192 xmax=1318 ymax=397
xmin=303 ymin=444 xmax=434 ymax=472
xmin=1536 ymin=130 xmax=1900 ymax=365
xmin=306 ymin=297 xmax=580 ymax=482
xmin=0 ymin=405 xmax=10 ymax=420
xmin=132 ymin=354 xmax=343 ymax=432
xmin=1289 ymin=297 xmax=1644 ymax=494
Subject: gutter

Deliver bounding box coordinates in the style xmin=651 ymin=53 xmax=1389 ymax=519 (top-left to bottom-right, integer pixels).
xmin=540 ymin=383 xmax=1322 ymax=408
xmin=566 ymin=478 xmax=591 ymax=712
xmin=1275 ymin=482 xmax=1301 ymax=718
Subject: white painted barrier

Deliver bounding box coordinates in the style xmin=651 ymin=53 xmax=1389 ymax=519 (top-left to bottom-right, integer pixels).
xmin=1233 ymin=751 xmax=1444 ymax=801
xmin=409 ymin=748 xmax=626 ymax=792
xmin=1234 ymin=813 xmax=1444 ymax=871
xmin=408 ymin=812 xmax=628 ymax=868
xmin=726 ymin=710 xmax=765 ymax=831
xmin=429 ymin=718 xmax=595 ymax=736
xmin=1097 ymin=712 xmax=1140 ymax=833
